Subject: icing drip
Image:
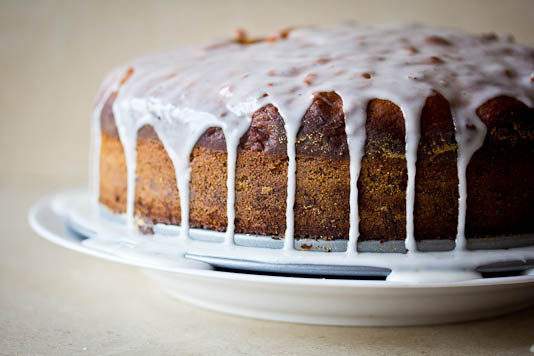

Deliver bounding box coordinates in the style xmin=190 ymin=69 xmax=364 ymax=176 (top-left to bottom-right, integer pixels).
xmin=283 ymin=127 xmax=297 ymax=250
xmin=91 ymin=22 xmax=534 ymax=265
xmin=403 ymin=104 xmax=424 ymax=253
xmin=90 ymin=71 xmax=123 ymax=210
xmin=88 ymin=105 xmax=101 ymax=209
xmin=453 ymin=106 xmax=488 ymax=250
xmin=342 ymin=101 xmax=366 ymax=253
xmin=224 ymin=138 xmax=238 ymax=245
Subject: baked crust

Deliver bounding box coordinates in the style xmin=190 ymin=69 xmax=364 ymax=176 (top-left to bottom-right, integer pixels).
xmin=99 ymin=93 xmax=534 ymax=241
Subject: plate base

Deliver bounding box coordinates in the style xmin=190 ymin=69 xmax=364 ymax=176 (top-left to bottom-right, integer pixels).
xmin=29 ymin=190 xmax=534 ymax=326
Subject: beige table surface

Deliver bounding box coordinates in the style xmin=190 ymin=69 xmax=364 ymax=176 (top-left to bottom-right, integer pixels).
xmin=1 ymin=1 xmax=533 ymax=355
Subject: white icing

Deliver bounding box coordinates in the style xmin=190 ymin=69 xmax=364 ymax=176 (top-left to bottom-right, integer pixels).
xmin=283 ymin=126 xmax=297 ymax=250
xmin=344 ymin=102 xmax=366 ymax=254
xmin=91 ymin=23 xmax=534 ymax=280
xmin=403 ymin=103 xmax=425 ymax=253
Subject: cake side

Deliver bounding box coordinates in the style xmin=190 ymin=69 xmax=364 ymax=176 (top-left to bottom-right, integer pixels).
xmin=98 ymin=92 xmax=533 ymax=242
xmin=467 ymin=97 xmax=534 ymax=238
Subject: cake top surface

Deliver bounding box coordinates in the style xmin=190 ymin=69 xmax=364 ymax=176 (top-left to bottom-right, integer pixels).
xmin=97 ymin=22 xmax=533 ymax=126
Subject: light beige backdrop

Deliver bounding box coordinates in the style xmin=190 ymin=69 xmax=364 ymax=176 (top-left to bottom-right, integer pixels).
xmin=1 ymin=0 xmax=533 ymax=183
xmin=1 ymin=1 xmax=533 ymax=355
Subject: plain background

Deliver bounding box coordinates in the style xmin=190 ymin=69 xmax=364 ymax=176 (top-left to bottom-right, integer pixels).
xmin=1 ymin=1 xmax=533 ymax=355
xmin=2 ymin=0 xmax=533 ymax=185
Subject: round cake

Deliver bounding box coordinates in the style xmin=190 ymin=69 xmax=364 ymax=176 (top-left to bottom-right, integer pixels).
xmin=92 ymin=23 xmax=534 ymax=257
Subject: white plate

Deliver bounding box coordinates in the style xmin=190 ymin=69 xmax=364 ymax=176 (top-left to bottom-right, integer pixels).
xmin=28 ymin=190 xmax=534 ymax=326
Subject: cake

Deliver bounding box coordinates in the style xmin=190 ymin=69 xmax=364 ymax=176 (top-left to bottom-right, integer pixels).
xmin=92 ymin=23 xmax=534 ymax=257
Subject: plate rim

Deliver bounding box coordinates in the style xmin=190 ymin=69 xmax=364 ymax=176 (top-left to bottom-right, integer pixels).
xmin=28 ymin=189 xmax=534 ymax=290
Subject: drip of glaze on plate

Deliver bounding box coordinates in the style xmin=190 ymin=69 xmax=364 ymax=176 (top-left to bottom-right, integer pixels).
xmin=90 ymin=23 xmax=534 ymax=280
